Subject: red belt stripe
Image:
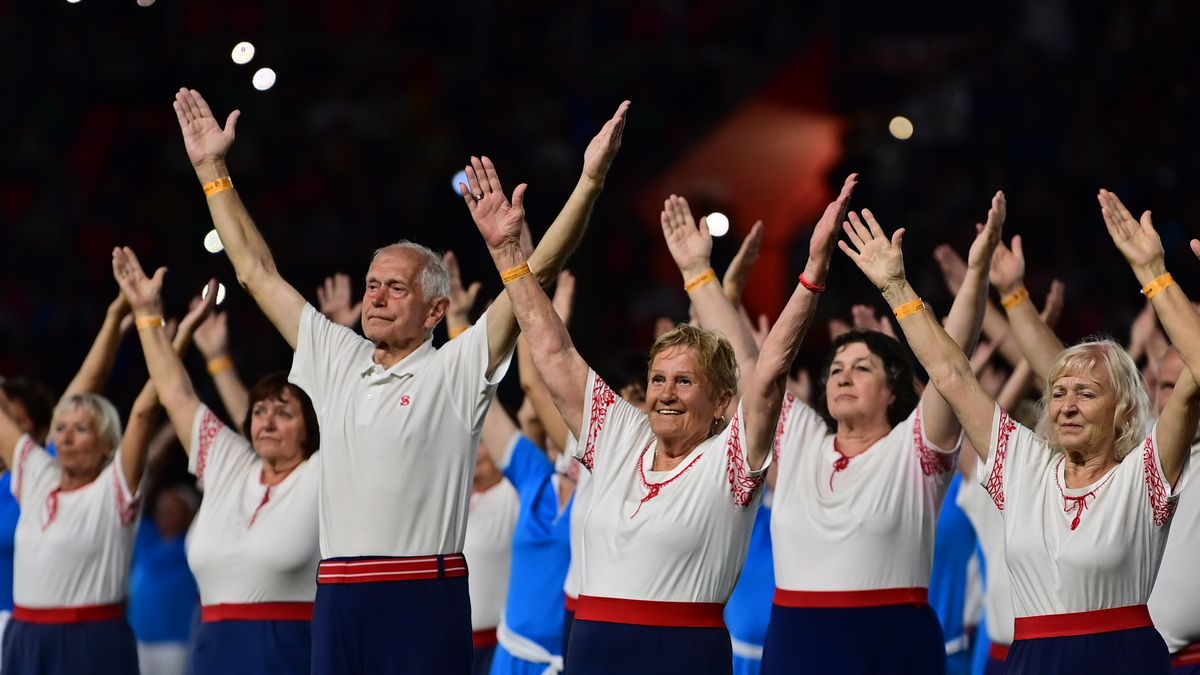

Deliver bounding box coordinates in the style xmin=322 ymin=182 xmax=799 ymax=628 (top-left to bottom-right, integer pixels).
xmin=473 ymin=628 xmax=498 ymax=648
xmin=576 ymin=595 xmax=724 ymax=628
xmin=773 ymin=587 xmax=928 ymax=609
xmin=988 ymin=642 xmax=1010 ymax=661
xmin=1173 ymin=641 xmax=1200 ymax=667
xmin=201 ymin=602 xmax=314 ymax=622
xmin=317 ymin=554 xmax=468 ymax=585
xmin=1013 ymin=605 xmax=1152 ymax=640
xmin=565 ymin=594 xmax=578 ymax=612
xmin=14 ymin=603 xmax=124 ymax=625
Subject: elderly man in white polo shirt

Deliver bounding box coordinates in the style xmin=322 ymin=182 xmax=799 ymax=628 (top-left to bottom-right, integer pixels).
xmin=172 ymin=86 xmax=629 ymax=674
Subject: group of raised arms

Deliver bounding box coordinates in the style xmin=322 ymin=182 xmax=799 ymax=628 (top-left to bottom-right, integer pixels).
xmin=0 ymin=86 xmax=1198 ymax=675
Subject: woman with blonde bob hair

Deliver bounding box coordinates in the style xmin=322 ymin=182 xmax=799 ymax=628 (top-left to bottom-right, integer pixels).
xmin=841 ymin=190 xmax=1200 ymax=675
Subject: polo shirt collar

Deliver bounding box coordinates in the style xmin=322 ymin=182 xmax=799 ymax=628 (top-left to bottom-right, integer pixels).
xmin=359 ymin=338 xmax=436 ymax=380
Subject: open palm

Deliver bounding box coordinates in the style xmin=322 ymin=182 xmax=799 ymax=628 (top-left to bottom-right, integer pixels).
xmin=173 ymin=88 xmax=240 ymax=168
xmin=112 ymin=247 xmax=166 ymax=314
xmin=1099 ymin=189 xmax=1163 ymax=268
xmin=460 ymin=156 xmax=527 ymax=251
xmin=838 ymin=210 xmax=906 ymax=292
xmin=660 ymin=195 xmax=712 ymax=277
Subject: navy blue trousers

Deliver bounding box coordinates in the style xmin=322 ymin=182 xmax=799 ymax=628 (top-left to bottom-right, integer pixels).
xmin=472 ymin=644 xmax=496 ymax=675
xmin=562 ymin=609 xmax=575 ymax=661
xmin=761 ymin=603 xmax=945 ymax=675
xmin=191 ymin=619 xmax=310 ymax=675
xmin=984 ymin=656 xmax=1008 ymax=675
xmin=566 ymin=619 xmax=731 ymax=675
xmin=1008 ymin=627 xmax=1169 ymax=675
xmin=312 ymin=575 xmax=472 ymax=675
xmin=1 ymin=617 xmax=138 ymax=674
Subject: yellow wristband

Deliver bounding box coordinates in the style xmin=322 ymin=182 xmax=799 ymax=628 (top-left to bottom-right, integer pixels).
xmin=448 ymin=325 xmax=468 ymax=339
xmin=501 ymin=262 xmax=532 ymax=285
xmin=893 ymin=299 xmax=925 ymax=320
xmin=1001 ymin=287 xmax=1030 ymax=310
xmin=135 ymin=315 xmax=165 ymax=331
xmin=684 ymin=269 xmax=717 ymax=293
xmin=1142 ymin=273 xmax=1176 ymax=300
xmin=206 ymin=356 xmax=233 ymax=376
xmin=203 ymin=176 xmax=234 ymax=197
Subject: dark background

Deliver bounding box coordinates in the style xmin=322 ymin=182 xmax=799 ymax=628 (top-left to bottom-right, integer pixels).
xmin=2 ymin=0 xmax=1198 ymax=420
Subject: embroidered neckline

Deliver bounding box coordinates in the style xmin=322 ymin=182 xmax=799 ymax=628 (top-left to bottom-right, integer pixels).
xmin=631 ymin=440 xmax=703 ymax=518
xmin=1053 ymin=457 xmax=1117 ymax=531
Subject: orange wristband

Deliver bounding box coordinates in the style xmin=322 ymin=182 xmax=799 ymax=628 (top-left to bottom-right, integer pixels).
xmin=1142 ymin=273 xmax=1176 ymax=300
xmin=501 ymin=263 xmax=531 ymax=285
xmin=1001 ymin=287 xmax=1030 ymax=310
xmin=893 ymin=299 xmax=925 ymax=320
xmin=203 ymin=176 xmax=233 ymax=197
xmin=684 ymin=269 xmax=717 ymax=293
xmin=206 ymin=356 xmax=233 ymax=376
xmin=135 ymin=315 xmax=165 ymax=331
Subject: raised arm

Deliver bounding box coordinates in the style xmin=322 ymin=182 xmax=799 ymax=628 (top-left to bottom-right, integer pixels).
xmin=193 ymin=310 xmax=250 ymax=424
xmin=516 ymin=271 xmax=577 ymax=452
xmin=917 ymin=192 xmax=1005 ymax=449
xmin=316 ymin=273 xmax=363 ymax=331
xmin=722 ymin=221 xmax=764 ymax=308
xmin=988 ymin=235 xmax=1066 ymax=381
xmin=61 ymin=293 xmax=132 ymax=400
xmin=174 ymin=88 xmax=307 ymax=347
xmin=441 ymin=252 xmax=482 ymax=339
xmin=839 ymin=211 xmax=999 ymax=462
xmin=935 ymin=244 xmax=1022 ymax=368
xmin=468 ymin=102 xmax=629 ymax=376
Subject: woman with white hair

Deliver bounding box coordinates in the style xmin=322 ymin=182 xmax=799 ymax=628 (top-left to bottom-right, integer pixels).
xmin=840 ymin=191 xmax=1200 ymax=674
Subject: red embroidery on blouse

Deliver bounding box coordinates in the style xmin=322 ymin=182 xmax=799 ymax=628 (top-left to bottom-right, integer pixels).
xmin=196 ymin=408 xmax=224 ymax=481
xmin=630 ymin=440 xmax=704 ymax=518
xmin=829 ymin=440 xmax=853 ymax=491
xmin=987 ymin=411 xmax=1016 ymax=511
xmin=1143 ymin=435 xmax=1176 ymax=527
xmin=726 ymin=411 xmax=765 ymax=507
xmin=14 ymin=437 xmax=35 ymax=502
xmin=582 ymin=377 xmax=617 ymax=472
xmin=112 ymin=464 xmax=141 ymax=527
xmin=1053 ymin=456 xmax=1116 ymax=531
xmin=772 ymin=393 xmax=796 ymax=463
xmin=42 ymin=487 xmax=61 ymax=530
xmin=914 ymin=405 xmax=955 ymax=476
xmin=249 ymin=486 xmax=272 ymax=527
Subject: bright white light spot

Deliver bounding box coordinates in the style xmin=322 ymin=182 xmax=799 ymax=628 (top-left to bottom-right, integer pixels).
xmin=706 ymin=212 xmax=730 ymax=237
xmin=137 ymin=0 xmax=156 ymax=5
xmin=889 ymin=115 xmax=914 ymax=140
xmin=203 ymin=229 xmax=224 ymax=253
xmin=231 ymin=42 xmax=256 ymax=65
xmin=67 ymin=0 xmax=81 ymax=4
xmin=252 ymin=68 xmax=276 ymax=91
xmin=202 ymin=283 xmax=227 ymax=306
xmin=451 ymin=169 xmax=469 ymax=196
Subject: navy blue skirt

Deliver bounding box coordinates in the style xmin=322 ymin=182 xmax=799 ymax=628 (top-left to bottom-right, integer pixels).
xmin=191 ymin=619 xmax=310 ymax=675
xmin=1 ymin=617 xmax=138 ymax=674
xmin=761 ymin=603 xmax=945 ymax=675
xmin=562 ymin=608 xmax=575 ymax=660
xmin=984 ymin=655 xmax=1008 ymax=675
xmin=1008 ymin=627 xmax=1169 ymax=675
xmin=1175 ymin=664 xmax=1200 ymax=675
xmin=312 ymin=575 xmax=472 ymax=674
xmin=566 ymin=619 xmax=732 ymax=675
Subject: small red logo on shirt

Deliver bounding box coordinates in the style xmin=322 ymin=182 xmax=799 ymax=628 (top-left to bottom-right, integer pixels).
xmin=400 ymin=395 xmax=411 ymax=407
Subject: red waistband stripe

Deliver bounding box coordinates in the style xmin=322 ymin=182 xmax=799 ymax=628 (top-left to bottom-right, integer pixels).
xmin=1173 ymin=641 xmax=1200 ymax=667
xmin=773 ymin=587 xmax=929 ymax=609
xmin=473 ymin=628 xmax=498 ymax=648
xmin=1013 ymin=604 xmax=1152 ymax=640
xmin=14 ymin=603 xmax=124 ymax=625
xmin=201 ymin=602 xmax=314 ymax=622
xmin=565 ymin=594 xmax=578 ymax=612
xmin=989 ymin=642 xmax=1010 ymax=661
xmin=575 ymin=595 xmax=724 ymax=628
xmin=317 ymin=554 xmax=468 ymax=585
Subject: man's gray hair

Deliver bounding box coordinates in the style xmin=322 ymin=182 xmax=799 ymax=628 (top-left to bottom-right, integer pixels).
xmin=370 ymin=241 xmax=451 ymax=302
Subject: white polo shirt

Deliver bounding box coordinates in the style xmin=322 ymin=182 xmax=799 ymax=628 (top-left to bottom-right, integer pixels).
xmin=10 ymin=435 xmax=140 ymax=608
xmin=983 ymin=405 xmax=1182 ymax=617
xmin=463 ymin=477 xmax=519 ymax=631
xmin=1149 ymin=440 xmax=1200 ymax=652
xmin=573 ymin=371 xmax=768 ymax=603
xmin=186 ymin=404 xmax=320 ymax=605
xmin=771 ymin=393 xmax=958 ymax=592
xmin=957 ymin=473 xmax=1013 ymax=645
xmin=289 ymin=304 xmax=512 ymax=558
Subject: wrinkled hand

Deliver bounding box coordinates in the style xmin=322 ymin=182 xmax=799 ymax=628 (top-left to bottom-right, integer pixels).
xmin=838 ymin=209 xmax=907 ymax=293
xmin=111 ymin=247 xmax=167 ymax=315
xmin=967 ymin=191 xmax=1005 ymax=270
xmin=179 ymin=280 xmax=219 ymax=338
xmin=933 ymin=245 xmax=967 ymax=295
xmin=851 ymin=304 xmax=897 ymax=339
xmin=660 ymin=195 xmax=713 ymax=278
xmin=1099 ymin=189 xmax=1163 ymax=270
xmin=173 ymin=88 xmax=240 ymax=168
xmin=193 ymin=310 xmax=230 ymax=359
xmin=989 ymin=236 xmax=1025 ymax=295
xmin=317 ymin=273 xmax=362 ymax=328
xmin=442 ymin=251 xmax=482 ymax=319
xmin=552 ymin=270 xmax=576 ymax=325
xmin=811 ymin=174 xmax=858 ymax=264
xmin=723 ymin=221 xmax=763 ymax=304
xmin=582 ymin=101 xmax=630 ymax=184
xmin=460 ymin=156 xmax=528 ymax=254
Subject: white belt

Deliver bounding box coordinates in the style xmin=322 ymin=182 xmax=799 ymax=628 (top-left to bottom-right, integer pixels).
xmin=944 ymin=633 xmax=970 ymax=655
xmin=730 ymin=635 xmax=763 ymax=660
xmin=496 ymin=616 xmax=564 ymax=675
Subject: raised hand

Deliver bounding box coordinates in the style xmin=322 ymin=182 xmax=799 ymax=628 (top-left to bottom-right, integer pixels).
xmin=812 ymin=174 xmax=859 ymax=265
xmin=443 ymin=251 xmax=482 ymax=320
xmin=173 ymin=88 xmax=240 ymax=168
xmin=967 ymin=191 xmax=1005 ymax=270
xmin=1042 ymin=280 xmax=1066 ymax=327
xmin=112 ymin=247 xmax=167 ymax=316
xmin=933 ymin=245 xmax=968 ymax=295
xmin=460 ymin=156 xmax=527 ymax=254
xmin=660 ymin=195 xmax=713 ymax=278
xmin=851 ymin=304 xmax=897 ymax=339
xmin=1099 ymin=189 xmax=1164 ymax=269
xmin=551 ymin=270 xmax=576 ymax=325
xmin=838 ymin=209 xmax=906 ymax=293
xmin=193 ymin=310 xmax=230 ymax=359
xmin=582 ymin=101 xmax=631 ymax=185
xmin=828 ymin=317 xmax=851 ymax=341
xmin=989 ymin=236 xmax=1025 ymax=295
xmin=317 ymin=273 xmax=362 ymax=328
xmin=179 ymin=281 xmax=219 ymax=338
xmin=723 ymin=221 xmax=763 ymax=305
